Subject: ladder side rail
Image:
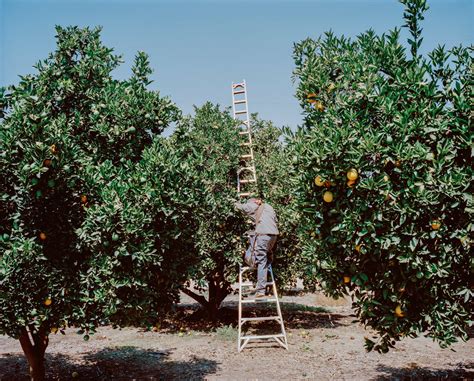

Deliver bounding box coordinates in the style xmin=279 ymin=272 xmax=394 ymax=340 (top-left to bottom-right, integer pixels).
xmin=270 ymin=266 xmax=288 ymax=349
xmin=238 ymin=265 xmax=243 ymax=352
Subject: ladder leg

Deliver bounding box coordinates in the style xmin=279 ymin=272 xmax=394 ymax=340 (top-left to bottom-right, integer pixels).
xmin=238 ymin=265 xmax=243 ymax=352
xmin=270 ymin=266 xmax=288 ymax=350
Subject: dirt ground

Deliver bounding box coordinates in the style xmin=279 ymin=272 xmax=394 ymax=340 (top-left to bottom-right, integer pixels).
xmin=1 ymin=290 xmax=473 ymax=381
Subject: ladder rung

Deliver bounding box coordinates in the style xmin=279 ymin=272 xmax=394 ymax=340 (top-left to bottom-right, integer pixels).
xmin=233 ymin=83 xmax=244 ymax=88
xmin=239 ymin=192 xmax=252 ymax=197
xmin=235 ymin=110 xmax=247 ymax=115
xmin=238 ymin=167 xmax=256 ymax=173
xmin=241 ymin=333 xmax=285 ymax=339
xmin=240 ymin=142 xmax=251 ymax=146
xmin=233 ymin=90 xmax=245 ymax=95
xmin=241 ymin=316 xmax=281 ymax=322
xmin=239 ymin=179 xmax=256 ymax=184
xmin=240 ymin=281 xmax=274 ymax=287
xmin=239 ymin=130 xmax=250 ymax=135
xmin=234 ymin=100 xmax=246 ymax=105
xmin=241 ymin=154 xmax=253 ymax=159
xmin=241 ymin=298 xmax=278 ymax=303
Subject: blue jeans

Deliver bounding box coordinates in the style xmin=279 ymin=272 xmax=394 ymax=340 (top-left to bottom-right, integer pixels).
xmin=244 ymin=234 xmax=277 ymax=295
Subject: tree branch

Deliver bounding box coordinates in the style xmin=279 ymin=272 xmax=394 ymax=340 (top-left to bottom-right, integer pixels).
xmin=180 ymin=287 xmax=209 ymax=308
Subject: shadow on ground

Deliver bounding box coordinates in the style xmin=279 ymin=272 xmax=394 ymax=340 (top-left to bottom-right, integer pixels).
xmin=158 ymin=300 xmax=347 ymax=333
xmin=372 ymin=362 xmax=474 ymax=381
xmin=0 ymin=346 xmax=218 ymax=381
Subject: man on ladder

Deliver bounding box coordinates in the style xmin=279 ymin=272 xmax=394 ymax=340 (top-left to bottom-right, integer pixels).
xmin=234 ymin=197 xmax=279 ymax=298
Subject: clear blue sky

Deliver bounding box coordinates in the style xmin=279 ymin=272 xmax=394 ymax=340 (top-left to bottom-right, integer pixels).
xmin=0 ymin=0 xmax=472 ymax=129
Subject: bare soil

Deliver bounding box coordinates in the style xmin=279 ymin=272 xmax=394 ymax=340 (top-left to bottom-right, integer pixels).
xmin=1 ymin=291 xmax=472 ymax=380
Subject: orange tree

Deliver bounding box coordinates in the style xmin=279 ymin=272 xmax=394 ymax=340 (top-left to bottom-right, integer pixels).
xmin=289 ymin=0 xmax=473 ymax=352
xmin=156 ymin=102 xmax=248 ymax=320
xmin=0 ymin=26 xmax=180 ymax=379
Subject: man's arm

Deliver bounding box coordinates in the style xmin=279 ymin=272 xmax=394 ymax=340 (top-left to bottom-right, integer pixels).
xmin=234 ymin=200 xmax=257 ymax=215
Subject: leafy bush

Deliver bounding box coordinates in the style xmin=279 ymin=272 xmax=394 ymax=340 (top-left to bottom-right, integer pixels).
xmin=290 ymin=0 xmax=472 ymax=352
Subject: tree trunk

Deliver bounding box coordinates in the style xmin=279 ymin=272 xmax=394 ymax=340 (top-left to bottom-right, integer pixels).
xmin=182 ymin=279 xmax=230 ymax=322
xmin=19 ymin=326 xmax=48 ymax=381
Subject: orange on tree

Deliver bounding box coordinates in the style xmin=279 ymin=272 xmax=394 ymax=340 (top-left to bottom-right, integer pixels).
xmin=50 ymin=144 xmax=58 ymax=154
xmin=314 ymin=175 xmax=325 ymax=187
xmin=44 ymin=298 xmax=52 ymax=307
xmin=314 ymin=101 xmax=325 ymax=112
xmin=306 ymin=92 xmax=317 ymax=103
xmin=80 ymin=195 xmax=88 ymax=204
xmin=347 ymin=168 xmax=358 ymax=181
xmin=43 ymin=159 xmax=52 ymax=167
xmin=355 ymin=244 xmax=362 ymax=252
xmin=347 ymin=179 xmax=356 ymax=187
xmin=431 ymin=220 xmax=441 ymax=230
xmin=323 ymin=191 xmax=333 ymax=203
xmin=39 ymin=232 xmax=47 ymax=241
xmin=395 ymin=305 xmax=405 ymax=318
xmin=343 ymin=276 xmax=351 ymax=284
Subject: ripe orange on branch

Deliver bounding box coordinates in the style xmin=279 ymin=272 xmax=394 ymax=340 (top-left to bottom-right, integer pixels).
xmin=44 ymin=298 xmax=52 ymax=307
xmin=314 ymin=176 xmax=325 ymax=187
xmin=39 ymin=232 xmax=47 ymax=241
xmin=431 ymin=220 xmax=441 ymax=230
xmin=323 ymin=191 xmax=333 ymax=203
xmin=395 ymin=305 xmax=405 ymax=318
xmin=347 ymin=169 xmax=358 ymax=181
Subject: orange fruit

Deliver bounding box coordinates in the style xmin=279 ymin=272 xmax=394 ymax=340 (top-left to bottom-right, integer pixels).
xmin=347 ymin=179 xmax=356 ymax=187
xmin=44 ymin=298 xmax=52 ymax=307
xmin=431 ymin=220 xmax=441 ymax=230
xmin=39 ymin=232 xmax=47 ymax=241
xmin=395 ymin=160 xmax=401 ymax=168
xmin=324 ymin=180 xmax=332 ymax=188
xmin=81 ymin=195 xmax=88 ymax=204
xmin=343 ymin=276 xmax=351 ymax=284
xmin=43 ymin=159 xmax=52 ymax=167
xmin=323 ymin=191 xmax=333 ymax=203
xmin=395 ymin=305 xmax=405 ymax=318
xmin=347 ymin=169 xmax=358 ymax=181
xmin=355 ymin=245 xmax=362 ymax=252
xmin=314 ymin=176 xmax=325 ymax=187
xmin=307 ymin=93 xmax=317 ymax=103
xmin=314 ymin=101 xmax=325 ymax=112
xmin=50 ymin=144 xmax=58 ymax=154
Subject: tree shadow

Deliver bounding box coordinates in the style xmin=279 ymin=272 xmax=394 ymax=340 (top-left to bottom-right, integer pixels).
xmin=0 ymin=346 xmax=218 ymax=381
xmin=158 ymin=300 xmax=346 ymax=333
xmin=372 ymin=362 xmax=474 ymax=381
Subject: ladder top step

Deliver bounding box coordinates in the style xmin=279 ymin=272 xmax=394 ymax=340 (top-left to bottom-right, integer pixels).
xmin=240 ymin=334 xmax=285 ymax=340
xmin=233 ymin=83 xmax=245 ymax=88
xmin=241 ymin=297 xmax=278 ymax=303
xmin=240 ymin=316 xmax=281 ymax=322
xmin=241 ymin=154 xmax=253 ymax=158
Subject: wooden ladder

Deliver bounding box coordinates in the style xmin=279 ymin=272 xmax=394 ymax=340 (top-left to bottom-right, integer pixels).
xmin=232 ymin=80 xmax=257 ymax=198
